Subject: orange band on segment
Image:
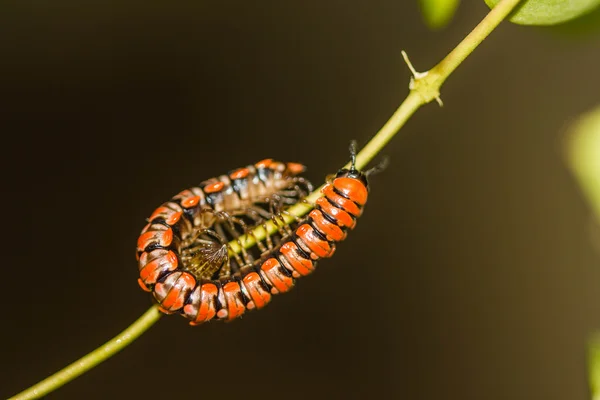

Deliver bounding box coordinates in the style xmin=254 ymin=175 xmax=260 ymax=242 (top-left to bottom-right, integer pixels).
xmin=279 ymin=241 xmax=315 ymax=276
xmin=149 ymin=206 xmax=183 ymax=225
xmin=230 ymin=168 xmax=250 ymax=180
xmin=156 ymin=272 xmax=196 ymax=312
xmin=286 ymin=162 xmax=306 ymax=175
xmin=316 ymin=197 xmax=356 ymax=229
xmin=261 ymin=258 xmax=294 ymax=294
xmin=181 ymin=195 xmax=201 ymax=208
xmin=191 ymin=283 xmax=219 ymax=325
xmin=139 ymin=250 xmax=178 ymax=284
xmin=242 ymin=272 xmax=272 ymax=309
xmin=204 ymin=181 xmax=225 ymax=194
xmin=322 ymin=185 xmax=362 ymax=217
xmin=222 ymin=282 xmax=246 ymax=321
xmin=332 ymin=177 xmax=368 ymax=205
xmin=295 ymin=224 xmax=334 ymax=259
xmin=309 ymin=209 xmax=346 ymax=242
xmin=255 ymin=158 xmax=273 ymax=169
xmin=136 ymin=227 xmax=173 ymax=251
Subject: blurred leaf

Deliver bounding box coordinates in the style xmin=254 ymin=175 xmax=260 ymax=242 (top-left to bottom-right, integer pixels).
xmin=485 ymin=0 xmax=600 ymax=25
xmin=590 ymin=335 xmax=600 ymax=400
xmin=419 ymin=0 xmax=461 ymax=29
xmin=566 ymin=105 xmax=600 ymax=222
xmin=543 ymin=4 xmax=600 ymax=38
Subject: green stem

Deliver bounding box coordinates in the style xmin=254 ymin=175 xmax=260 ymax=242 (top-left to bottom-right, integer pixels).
xmin=429 ymin=0 xmax=522 ymax=88
xmin=228 ymin=0 xmax=523 ymax=254
xmin=228 ymin=90 xmax=424 ymax=254
xmin=9 ymin=306 xmax=162 ymax=400
xmin=11 ymin=0 xmax=523 ymax=398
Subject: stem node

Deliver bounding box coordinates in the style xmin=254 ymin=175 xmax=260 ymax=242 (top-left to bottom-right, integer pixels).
xmin=402 ymin=50 xmax=443 ymax=107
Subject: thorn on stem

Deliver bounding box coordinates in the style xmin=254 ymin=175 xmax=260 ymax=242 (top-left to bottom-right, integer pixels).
xmin=401 ymin=50 xmax=419 ymax=78
xmin=401 ymin=50 xmax=444 ymax=108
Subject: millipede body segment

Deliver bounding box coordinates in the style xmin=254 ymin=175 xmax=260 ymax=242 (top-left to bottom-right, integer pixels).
xmin=136 ymin=151 xmax=374 ymax=325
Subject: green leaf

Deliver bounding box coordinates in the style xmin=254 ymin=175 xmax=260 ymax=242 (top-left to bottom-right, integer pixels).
xmin=419 ymin=0 xmax=461 ymax=29
xmin=544 ymin=4 xmax=600 ymax=38
xmin=567 ymin=105 xmax=600 ymax=223
xmin=484 ymin=0 xmax=600 ymax=25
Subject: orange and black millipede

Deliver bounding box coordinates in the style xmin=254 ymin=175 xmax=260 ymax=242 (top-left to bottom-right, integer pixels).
xmin=136 ymin=145 xmax=383 ymax=325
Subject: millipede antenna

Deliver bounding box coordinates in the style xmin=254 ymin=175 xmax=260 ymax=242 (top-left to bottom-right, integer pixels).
xmin=365 ymin=156 xmax=389 ymax=177
xmin=349 ymin=140 xmax=358 ymax=172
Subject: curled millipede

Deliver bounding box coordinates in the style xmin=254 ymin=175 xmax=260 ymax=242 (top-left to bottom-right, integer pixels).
xmin=136 ymin=145 xmax=385 ymax=325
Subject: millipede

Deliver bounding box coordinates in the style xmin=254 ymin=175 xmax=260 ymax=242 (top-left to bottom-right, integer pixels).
xmin=136 ymin=143 xmax=384 ymax=325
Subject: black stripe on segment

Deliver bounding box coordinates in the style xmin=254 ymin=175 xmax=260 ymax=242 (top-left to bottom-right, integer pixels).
xmin=213 ymin=280 xmax=223 ymax=312
xmin=234 ymin=277 xmax=251 ymax=305
xmin=275 ymin=255 xmax=293 ymax=278
xmin=171 ymin=198 xmax=196 ymax=224
xmin=290 ymin=235 xmax=312 ymax=260
xmin=142 ymin=240 xmax=181 ymax=262
xmin=307 ymin=218 xmax=329 ymax=242
xmin=256 ymin=167 xmax=271 ymax=186
xmin=165 ymin=202 xmax=183 ymax=212
xmin=148 ymin=215 xmax=163 ymax=224
xmin=274 ymin=249 xmax=292 ymax=273
xmin=315 ymin=204 xmax=348 ymax=232
xmin=324 ymin=196 xmax=357 ymax=221
xmin=149 ymin=220 xmax=170 ymax=229
xmin=251 ymin=265 xmax=273 ymax=292
xmin=277 ymin=243 xmax=313 ymax=271
xmin=204 ymin=193 xmax=214 ymax=207
xmin=173 ymin=251 xmax=184 ymax=273
xmin=205 ymin=192 xmax=223 ymax=208
xmin=156 ymin=269 xmax=175 ymax=284
xmin=143 ymin=242 xmax=167 ymax=254
xmin=170 ymin=222 xmax=182 ymax=240
xmin=183 ymin=282 xmax=198 ymax=307
xmin=180 ymin=287 xmax=194 ymax=315
xmin=230 ymin=177 xmax=246 ymax=199
xmin=150 ymin=218 xmax=183 ymax=240
xmin=332 ymin=186 xmax=362 ymax=209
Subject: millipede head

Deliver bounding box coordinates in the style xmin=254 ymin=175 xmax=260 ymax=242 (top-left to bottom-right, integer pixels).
xmin=334 ymin=140 xmax=368 ymax=186
xmin=333 ymin=141 xmax=389 ymax=191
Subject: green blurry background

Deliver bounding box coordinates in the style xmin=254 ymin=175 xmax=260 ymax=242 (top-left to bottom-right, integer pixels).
xmin=1 ymin=1 xmax=599 ymax=399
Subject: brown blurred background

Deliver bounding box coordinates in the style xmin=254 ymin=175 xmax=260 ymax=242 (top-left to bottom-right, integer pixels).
xmin=1 ymin=1 xmax=599 ymax=399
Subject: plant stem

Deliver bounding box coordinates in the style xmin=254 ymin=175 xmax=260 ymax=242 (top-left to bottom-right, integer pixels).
xmin=429 ymin=0 xmax=522 ymax=87
xmin=228 ymin=0 xmax=523 ymax=254
xmin=9 ymin=306 xmax=162 ymax=400
xmin=228 ymin=90 xmax=424 ymax=254
xmin=11 ymin=0 xmax=523 ymax=398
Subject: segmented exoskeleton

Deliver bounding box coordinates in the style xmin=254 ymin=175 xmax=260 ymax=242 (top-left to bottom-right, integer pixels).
xmin=136 ymin=145 xmax=384 ymax=325
xmin=136 ymin=159 xmax=311 ymax=309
